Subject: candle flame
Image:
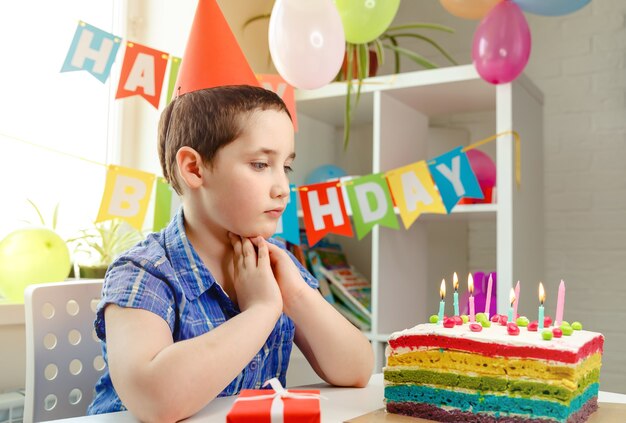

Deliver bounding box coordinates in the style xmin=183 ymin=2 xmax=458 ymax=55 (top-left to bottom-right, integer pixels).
xmin=468 ymin=273 xmax=474 ymax=295
xmin=539 ymin=282 xmax=545 ymax=305
xmin=440 ymin=279 xmax=446 ymax=300
xmin=453 ymin=272 xmax=459 ymax=291
xmin=509 ymin=288 xmax=516 ymax=306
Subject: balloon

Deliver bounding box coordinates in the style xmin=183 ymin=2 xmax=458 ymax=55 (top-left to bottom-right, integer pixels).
xmin=439 ymin=0 xmax=502 ymax=20
xmin=466 ymin=149 xmax=496 ymax=188
xmin=305 ymin=164 xmax=347 ymax=185
xmin=335 ymin=0 xmax=400 ymax=44
xmin=472 ymin=1 xmax=531 ymax=85
xmin=269 ymin=0 xmax=346 ymax=90
xmin=0 ymin=228 xmax=71 ymax=303
xmin=513 ymin=0 xmax=590 ymax=16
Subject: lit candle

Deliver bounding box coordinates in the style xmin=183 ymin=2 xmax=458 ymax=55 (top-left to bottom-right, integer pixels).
xmin=468 ymin=273 xmax=475 ymax=323
xmin=508 ymin=288 xmax=516 ymax=322
xmin=513 ymin=281 xmax=520 ymax=319
xmin=484 ymin=273 xmax=493 ymax=319
xmin=555 ymin=280 xmax=566 ymax=327
xmin=538 ymin=282 xmax=546 ymax=330
xmin=453 ymin=272 xmax=460 ymax=316
xmin=438 ymin=279 xmax=446 ymax=325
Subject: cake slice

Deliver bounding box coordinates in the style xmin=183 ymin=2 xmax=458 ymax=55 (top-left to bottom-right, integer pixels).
xmin=384 ymin=322 xmax=604 ymax=422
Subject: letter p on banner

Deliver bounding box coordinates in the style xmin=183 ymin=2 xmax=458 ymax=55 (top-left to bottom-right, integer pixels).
xmin=96 ymin=165 xmax=156 ymax=230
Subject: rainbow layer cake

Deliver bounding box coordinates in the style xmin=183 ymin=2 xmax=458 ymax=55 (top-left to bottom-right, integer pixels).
xmin=384 ymin=318 xmax=604 ymax=422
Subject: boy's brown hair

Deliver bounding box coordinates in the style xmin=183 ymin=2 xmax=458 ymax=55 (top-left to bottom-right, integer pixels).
xmin=158 ymin=85 xmax=291 ymax=195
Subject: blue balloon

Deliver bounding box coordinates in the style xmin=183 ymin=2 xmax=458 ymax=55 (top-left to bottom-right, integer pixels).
xmin=305 ymin=165 xmax=347 ymax=185
xmin=513 ymin=0 xmax=590 ymax=16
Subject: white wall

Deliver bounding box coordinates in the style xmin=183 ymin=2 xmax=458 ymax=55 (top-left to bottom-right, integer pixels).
xmin=112 ymin=0 xmax=626 ymax=394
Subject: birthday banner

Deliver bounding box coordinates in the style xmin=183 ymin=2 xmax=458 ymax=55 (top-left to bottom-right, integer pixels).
xmin=60 ymin=21 xmax=297 ymax=113
xmin=1 ymin=128 xmax=519 ymax=243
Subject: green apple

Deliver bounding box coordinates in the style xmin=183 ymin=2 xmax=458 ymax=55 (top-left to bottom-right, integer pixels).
xmin=0 ymin=228 xmax=71 ymax=303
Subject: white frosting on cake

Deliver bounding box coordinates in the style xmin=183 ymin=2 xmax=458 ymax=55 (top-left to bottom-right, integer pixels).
xmin=388 ymin=323 xmax=603 ymax=354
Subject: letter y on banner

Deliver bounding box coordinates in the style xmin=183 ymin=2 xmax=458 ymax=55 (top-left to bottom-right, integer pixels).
xmin=97 ymin=165 xmax=156 ymax=230
xmin=258 ymin=74 xmax=298 ymax=131
xmin=299 ymin=181 xmax=353 ymax=247
xmin=428 ymin=146 xmax=483 ymax=213
xmin=61 ymin=21 xmax=121 ymax=83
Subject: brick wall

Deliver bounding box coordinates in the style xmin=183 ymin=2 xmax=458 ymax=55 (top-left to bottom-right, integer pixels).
xmin=388 ymin=0 xmax=625 ymax=393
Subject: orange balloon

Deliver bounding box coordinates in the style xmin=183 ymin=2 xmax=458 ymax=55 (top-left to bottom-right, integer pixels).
xmin=439 ymin=0 xmax=502 ymax=20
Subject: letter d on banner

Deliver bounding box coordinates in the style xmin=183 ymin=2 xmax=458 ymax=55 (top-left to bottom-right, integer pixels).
xmin=96 ymin=165 xmax=156 ymax=230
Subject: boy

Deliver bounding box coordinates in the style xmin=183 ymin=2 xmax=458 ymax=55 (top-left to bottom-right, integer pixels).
xmin=88 ymin=85 xmax=374 ymax=422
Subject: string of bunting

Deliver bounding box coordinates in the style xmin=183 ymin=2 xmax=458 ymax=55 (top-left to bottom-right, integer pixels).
xmin=61 ymin=20 xmax=299 ymax=128
xmin=3 ymin=129 xmax=520 ymax=247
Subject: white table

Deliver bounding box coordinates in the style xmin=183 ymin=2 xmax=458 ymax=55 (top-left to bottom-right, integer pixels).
xmin=48 ymin=374 xmax=626 ymax=422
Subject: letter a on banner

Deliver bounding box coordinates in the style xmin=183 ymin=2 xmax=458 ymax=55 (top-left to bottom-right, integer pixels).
xmin=61 ymin=21 xmax=121 ymax=83
xmin=345 ymin=174 xmax=398 ymax=239
xmin=299 ymin=181 xmax=353 ymax=247
xmin=116 ymin=41 xmax=169 ymax=109
xmin=428 ymin=146 xmax=483 ymax=213
xmin=273 ymin=184 xmax=300 ymax=245
xmin=97 ymin=165 xmax=156 ymax=230
xmin=387 ymin=161 xmax=446 ymax=229
xmin=258 ymin=74 xmax=298 ymax=131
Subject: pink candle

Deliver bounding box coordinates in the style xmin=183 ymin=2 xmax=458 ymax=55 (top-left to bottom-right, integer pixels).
xmin=513 ymin=281 xmax=520 ymax=318
xmin=555 ymin=280 xmax=566 ymax=327
xmin=484 ymin=273 xmax=493 ymax=318
xmin=468 ymin=273 xmax=475 ymax=322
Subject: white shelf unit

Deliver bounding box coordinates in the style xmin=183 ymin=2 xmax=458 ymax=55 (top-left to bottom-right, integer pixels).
xmin=293 ymin=64 xmax=544 ymax=370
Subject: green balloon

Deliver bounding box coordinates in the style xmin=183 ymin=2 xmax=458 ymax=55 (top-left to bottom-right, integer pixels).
xmin=335 ymin=0 xmax=401 ymax=44
xmin=0 ymin=228 xmax=71 ymax=303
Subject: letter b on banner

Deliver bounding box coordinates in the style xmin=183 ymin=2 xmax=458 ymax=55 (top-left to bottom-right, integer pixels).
xmin=96 ymin=165 xmax=156 ymax=229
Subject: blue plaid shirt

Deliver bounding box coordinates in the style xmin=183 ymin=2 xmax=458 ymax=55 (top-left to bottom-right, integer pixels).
xmin=87 ymin=208 xmax=318 ymax=415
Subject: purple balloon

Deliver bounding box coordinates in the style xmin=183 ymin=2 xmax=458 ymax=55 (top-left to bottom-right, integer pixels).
xmin=472 ymin=0 xmax=531 ymax=85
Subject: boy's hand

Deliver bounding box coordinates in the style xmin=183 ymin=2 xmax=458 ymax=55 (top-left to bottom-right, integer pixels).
xmin=229 ymin=234 xmax=282 ymax=315
xmin=265 ymin=242 xmax=308 ymax=312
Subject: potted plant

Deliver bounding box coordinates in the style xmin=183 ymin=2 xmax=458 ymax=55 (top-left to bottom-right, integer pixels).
xmin=67 ymin=219 xmax=144 ymax=279
xmin=339 ymin=23 xmax=457 ymax=149
xmin=243 ymin=10 xmax=456 ymax=149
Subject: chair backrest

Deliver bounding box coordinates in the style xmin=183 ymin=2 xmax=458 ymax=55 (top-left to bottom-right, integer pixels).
xmin=24 ymin=280 xmax=104 ymax=423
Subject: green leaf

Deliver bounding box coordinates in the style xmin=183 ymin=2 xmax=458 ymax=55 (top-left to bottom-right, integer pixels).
xmin=373 ymin=39 xmax=385 ymax=67
xmin=385 ymin=23 xmax=455 ymax=34
xmin=382 ymin=43 xmax=439 ymax=70
xmin=387 ymin=36 xmax=401 ymax=74
xmin=27 ymin=199 xmax=45 ymax=226
xmin=242 ymin=14 xmax=271 ymax=30
xmin=52 ymin=203 xmax=60 ymax=231
xmin=382 ymin=33 xmax=457 ymax=65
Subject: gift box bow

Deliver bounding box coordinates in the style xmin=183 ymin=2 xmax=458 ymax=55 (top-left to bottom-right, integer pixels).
xmin=229 ymin=378 xmax=326 ymax=423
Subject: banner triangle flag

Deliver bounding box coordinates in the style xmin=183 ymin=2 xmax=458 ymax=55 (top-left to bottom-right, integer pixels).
xmin=153 ymin=178 xmax=181 ymax=232
xmin=115 ymin=42 xmax=169 ymax=109
xmin=175 ymin=0 xmax=260 ymax=95
xmin=273 ymin=184 xmax=300 ymax=245
xmin=428 ymin=146 xmax=484 ymax=213
xmin=386 ymin=161 xmax=446 ymax=229
xmin=345 ymin=174 xmax=399 ymax=240
xmin=96 ymin=165 xmax=156 ymax=230
xmin=61 ymin=21 xmax=122 ymax=83
xmin=299 ymin=181 xmax=353 ymax=247
xmin=166 ymin=57 xmax=182 ymax=105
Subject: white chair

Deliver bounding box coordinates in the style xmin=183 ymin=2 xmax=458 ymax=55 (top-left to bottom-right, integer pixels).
xmin=24 ymin=280 xmax=105 ymax=423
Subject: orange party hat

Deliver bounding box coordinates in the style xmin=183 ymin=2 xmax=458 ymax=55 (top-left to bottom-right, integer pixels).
xmin=175 ymin=0 xmax=259 ymax=95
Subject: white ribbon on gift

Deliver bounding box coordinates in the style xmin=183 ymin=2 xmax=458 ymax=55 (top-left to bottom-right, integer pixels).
xmin=234 ymin=378 xmax=326 ymax=423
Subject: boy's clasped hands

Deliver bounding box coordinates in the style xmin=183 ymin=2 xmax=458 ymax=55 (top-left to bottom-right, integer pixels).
xmin=228 ymin=233 xmax=307 ymax=317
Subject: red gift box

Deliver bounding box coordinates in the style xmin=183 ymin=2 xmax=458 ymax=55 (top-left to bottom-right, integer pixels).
xmin=227 ymin=379 xmax=321 ymax=423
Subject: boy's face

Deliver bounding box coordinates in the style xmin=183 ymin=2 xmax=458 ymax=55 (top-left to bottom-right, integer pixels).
xmin=200 ymin=109 xmax=295 ymax=239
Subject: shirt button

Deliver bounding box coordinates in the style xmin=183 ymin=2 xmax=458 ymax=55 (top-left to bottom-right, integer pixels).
xmin=249 ymin=361 xmax=258 ymax=371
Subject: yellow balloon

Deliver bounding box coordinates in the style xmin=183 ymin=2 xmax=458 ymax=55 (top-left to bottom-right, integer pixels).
xmin=0 ymin=228 xmax=71 ymax=303
xmin=439 ymin=0 xmax=502 ymax=20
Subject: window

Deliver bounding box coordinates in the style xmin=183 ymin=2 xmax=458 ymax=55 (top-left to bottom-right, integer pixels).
xmin=0 ymin=0 xmax=124 ymax=240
